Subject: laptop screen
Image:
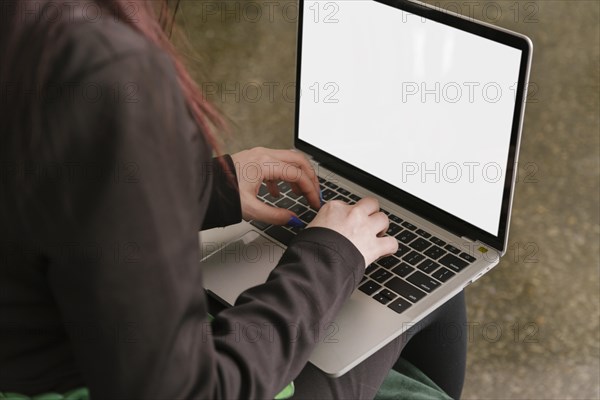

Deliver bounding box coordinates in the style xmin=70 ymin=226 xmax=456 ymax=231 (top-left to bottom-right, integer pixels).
xmin=297 ymin=0 xmax=524 ymax=237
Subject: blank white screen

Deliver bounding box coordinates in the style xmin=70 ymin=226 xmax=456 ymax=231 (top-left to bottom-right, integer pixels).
xmin=298 ymin=0 xmax=522 ymax=235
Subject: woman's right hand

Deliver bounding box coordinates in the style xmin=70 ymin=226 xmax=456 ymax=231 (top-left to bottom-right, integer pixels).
xmin=308 ymin=197 xmax=399 ymax=267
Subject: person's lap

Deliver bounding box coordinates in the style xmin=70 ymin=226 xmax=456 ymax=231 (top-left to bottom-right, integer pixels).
xmin=292 ymin=292 xmax=467 ymax=400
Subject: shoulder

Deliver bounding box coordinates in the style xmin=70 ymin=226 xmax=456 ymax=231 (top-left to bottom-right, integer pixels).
xmin=7 ymin=3 xmax=203 ymax=160
xmin=3 ymin=2 xmax=178 ymax=110
xmin=43 ymin=11 xmax=171 ymax=84
xmin=16 ymin=5 xmax=201 ymax=156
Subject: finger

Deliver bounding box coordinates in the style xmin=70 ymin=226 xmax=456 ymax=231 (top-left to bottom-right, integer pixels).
xmin=263 ymin=162 xmax=321 ymax=210
xmin=247 ymin=197 xmax=298 ymax=225
xmin=266 ymin=180 xmax=280 ymax=197
xmin=369 ymin=212 xmax=390 ymax=236
xmin=271 ymin=149 xmax=320 ymax=194
xmin=290 ymin=182 xmax=322 ymax=210
xmin=378 ymin=236 xmax=399 ymax=257
xmin=354 ymin=197 xmax=380 ymax=215
xmin=290 ymin=182 xmax=302 ymax=196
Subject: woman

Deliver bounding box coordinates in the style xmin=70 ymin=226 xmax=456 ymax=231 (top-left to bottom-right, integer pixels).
xmin=0 ymin=1 xmax=467 ymax=398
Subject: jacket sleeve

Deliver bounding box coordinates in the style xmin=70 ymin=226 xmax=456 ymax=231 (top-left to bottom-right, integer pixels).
xmin=200 ymin=154 xmax=243 ymax=230
xmin=42 ymin=25 xmax=365 ymax=400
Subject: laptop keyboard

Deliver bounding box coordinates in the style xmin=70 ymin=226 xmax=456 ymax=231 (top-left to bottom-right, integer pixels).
xmin=250 ymin=177 xmax=477 ymax=315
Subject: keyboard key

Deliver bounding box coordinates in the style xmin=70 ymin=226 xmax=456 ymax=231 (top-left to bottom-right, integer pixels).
xmin=392 ymin=262 xmax=414 ymax=277
xmin=349 ymin=194 xmax=361 ymax=202
xmin=359 ymin=280 xmax=381 ymax=295
xmin=417 ymin=259 xmax=440 ymax=274
xmin=397 ymin=231 xmax=417 ymax=244
xmin=324 ymin=181 xmax=338 ymax=189
xmin=388 ymin=297 xmax=412 ymax=314
xmin=401 ymin=221 xmax=417 ymax=231
xmin=373 ymin=292 xmax=392 ymax=305
xmin=338 ymin=188 xmax=351 ymax=197
xmin=371 ymin=268 xmax=393 ymax=283
xmin=299 ymin=210 xmax=316 ymax=223
xmin=333 ymin=194 xmax=351 ymax=203
xmin=287 ymin=190 xmax=301 ymax=200
xmin=430 ymin=236 xmax=447 ymax=246
xmin=365 ymin=263 xmax=378 ymax=275
xmin=263 ymin=193 xmax=280 ymax=204
xmin=394 ymin=243 xmax=411 ymax=258
xmin=376 ymin=256 xmax=401 ymax=269
xmin=258 ymin=184 xmax=269 ymax=197
xmin=423 ymin=245 xmax=446 ymax=260
xmin=407 ymin=271 xmax=441 ymax=293
xmin=297 ymin=196 xmax=308 ymax=205
xmin=432 ymin=267 xmax=455 ymax=282
xmin=415 ymin=229 xmax=431 ymax=238
xmin=265 ymin=226 xmax=295 ymax=246
xmin=460 ymin=252 xmax=477 ymax=263
xmin=318 ymin=176 xmax=326 ymax=183
xmin=385 ymin=277 xmax=426 ymax=303
xmin=250 ymin=220 xmax=270 ymax=230
xmin=389 ymin=214 xmax=403 ymax=224
xmin=288 ymin=225 xmax=302 ymax=235
xmin=409 ymin=238 xmax=432 ymax=252
xmin=321 ymin=188 xmax=337 ymax=201
xmin=444 ymin=244 xmax=461 ymax=254
xmin=386 ymin=223 xmax=402 ymax=236
xmin=439 ymin=254 xmax=468 ymax=272
xmin=379 ymin=289 xmax=396 ymax=300
xmin=289 ymin=203 xmax=308 ymax=216
xmin=402 ymin=251 xmax=425 ymax=266
xmin=277 ymin=181 xmax=292 ymax=194
xmin=380 ymin=208 xmax=390 ymax=216
xmin=275 ymin=197 xmax=295 ymax=210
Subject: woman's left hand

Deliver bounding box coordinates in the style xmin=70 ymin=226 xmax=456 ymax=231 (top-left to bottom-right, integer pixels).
xmin=231 ymin=147 xmax=321 ymax=225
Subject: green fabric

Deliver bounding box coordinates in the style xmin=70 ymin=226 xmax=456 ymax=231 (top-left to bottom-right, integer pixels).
xmin=0 ymin=382 xmax=294 ymax=400
xmin=0 ymin=388 xmax=89 ymax=400
xmin=0 ymin=384 xmax=296 ymax=400
xmin=4 ymin=325 xmax=445 ymax=400
xmin=1 ymin=312 xmax=294 ymax=400
xmin=374 ymin=358 xmax=452 ymax=400
xmin=1 ymin=359 xmax=448 ymax=400
xmin=274 ymin=381 xmax=295 ymax=399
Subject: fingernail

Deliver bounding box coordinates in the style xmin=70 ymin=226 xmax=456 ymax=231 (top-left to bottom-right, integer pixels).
xmin=287 ymin=215 xmax=305 ymax=228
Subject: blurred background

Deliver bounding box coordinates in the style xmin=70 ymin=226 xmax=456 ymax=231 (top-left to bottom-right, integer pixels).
xmin=173 ymin=1 xmax=600 ymax=398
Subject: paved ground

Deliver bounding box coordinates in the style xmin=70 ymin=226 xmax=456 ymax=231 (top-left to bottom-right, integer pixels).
xmin=174 ymin=1 xmax=600 ymax=398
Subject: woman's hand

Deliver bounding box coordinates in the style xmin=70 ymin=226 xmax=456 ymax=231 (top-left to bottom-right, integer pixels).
xmin=231 ymin=147 xmax=321 ymax=225
xmin=308 ymin=198 xmax=399 ymax=267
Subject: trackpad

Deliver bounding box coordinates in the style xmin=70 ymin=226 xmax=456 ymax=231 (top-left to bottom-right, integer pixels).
xmin=201 ymin=231 xmax=285 ymax=306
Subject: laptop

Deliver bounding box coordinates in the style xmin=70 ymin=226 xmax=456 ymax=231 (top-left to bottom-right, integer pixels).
xmin=200 ymin=0 xmax=532 ymax=377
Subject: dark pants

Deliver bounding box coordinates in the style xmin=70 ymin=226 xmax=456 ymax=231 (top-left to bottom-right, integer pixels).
xmin=293 ymin=291 xmax=467 ymax=400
